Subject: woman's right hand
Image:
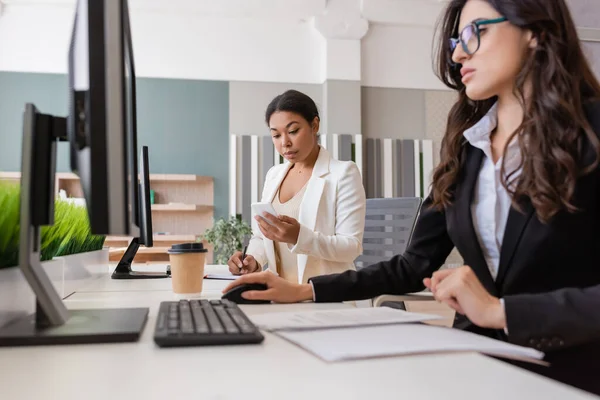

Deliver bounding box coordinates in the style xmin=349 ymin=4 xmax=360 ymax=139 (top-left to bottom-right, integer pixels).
xmin=222 ymin=271 xmax=314 ymax=303
xmin=227 ymin=251 xmax=260 ymax=275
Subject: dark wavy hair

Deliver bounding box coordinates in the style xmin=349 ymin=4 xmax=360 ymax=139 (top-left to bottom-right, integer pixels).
xmin=431 ymin=0 xmax=600 ymax=222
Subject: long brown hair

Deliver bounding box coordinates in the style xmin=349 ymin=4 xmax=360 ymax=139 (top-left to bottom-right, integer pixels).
xmin=432 ymin=0 xmax=600 ymax=222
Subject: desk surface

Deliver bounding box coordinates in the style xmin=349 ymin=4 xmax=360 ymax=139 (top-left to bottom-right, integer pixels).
xmin=0 ymin=266 xmax=596 ymax=400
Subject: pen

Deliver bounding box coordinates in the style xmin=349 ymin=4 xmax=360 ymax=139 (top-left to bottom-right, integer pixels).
xmin=240 ymin=245 xmax=247 ymax=270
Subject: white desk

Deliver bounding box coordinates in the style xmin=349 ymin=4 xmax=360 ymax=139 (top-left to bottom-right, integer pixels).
xmin=0 ymin=266 xmax=596 ymax=400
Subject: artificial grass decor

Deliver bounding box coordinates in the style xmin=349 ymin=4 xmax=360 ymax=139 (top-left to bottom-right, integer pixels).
xmin=0 ymin=182 xmax=21 ymax=269
xmin=0 ymin=182 xmax=105 ymax=269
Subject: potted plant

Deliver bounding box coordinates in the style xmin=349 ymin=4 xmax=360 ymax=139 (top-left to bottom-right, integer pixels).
xmin=201 ymin=216 xmax=252 ymax=265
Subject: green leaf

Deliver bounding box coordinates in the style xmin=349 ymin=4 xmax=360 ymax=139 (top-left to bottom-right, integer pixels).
xmin=0 ymin=183 xmax=106 ymax=269
xmin=201 ymin=216 xmax=253 ymax=265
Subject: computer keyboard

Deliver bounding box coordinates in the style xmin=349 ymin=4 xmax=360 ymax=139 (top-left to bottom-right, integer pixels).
xmin=153 ymin=299 xmax=264 ymax=347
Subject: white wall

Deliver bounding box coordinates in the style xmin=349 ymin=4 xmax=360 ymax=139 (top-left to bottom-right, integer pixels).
xmin=229 ymin=81 xmax=323 ymax=135
xmin=0 ymin=5 xmax=74 ymax=74
xmin=0 ymin=1 xmax=595 ymax=89
xmin=0 ymin=2 xmax=450 ymax=89
xmin=361 ymin=87 xmax=426 ymax=139
xmin=362 ymin=24 xmax=446 ymax=90
xmin=133 ymin=14 xmax=325 ymax=84
xmin=0 ymin=4 xmax=326 ymax=84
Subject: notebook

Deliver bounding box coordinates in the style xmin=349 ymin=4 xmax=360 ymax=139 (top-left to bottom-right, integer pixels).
xmin=204 ymin=274 xmax=239 ymax=280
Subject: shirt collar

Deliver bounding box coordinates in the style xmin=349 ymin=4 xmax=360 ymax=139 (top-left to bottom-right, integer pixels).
xmin=463 ymin=102 xmax=498 ymax=149
xmin=463 ymin=102 xmax=523 ymax=180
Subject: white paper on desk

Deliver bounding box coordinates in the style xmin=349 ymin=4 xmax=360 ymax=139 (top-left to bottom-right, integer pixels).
xmin=249 ymin=307 xmax=442 ymax=332
xmin=275 ymin=324 xmax=545 ymax=364
xmin=204 ymin=274 xmax=239 ymax=280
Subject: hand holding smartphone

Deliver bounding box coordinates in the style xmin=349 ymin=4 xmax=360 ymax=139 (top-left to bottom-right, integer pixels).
xmin=251 ymin=202 xmax=279 ymax=225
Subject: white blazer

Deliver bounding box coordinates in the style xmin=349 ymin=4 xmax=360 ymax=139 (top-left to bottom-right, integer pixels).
xmin=246 ymin=146 xmax=366 ymax=284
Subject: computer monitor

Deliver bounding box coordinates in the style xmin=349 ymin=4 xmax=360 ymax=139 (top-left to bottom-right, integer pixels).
xmin=0 ymin=0 xmax=149 ymax=346
xmin=139 ymin=146 xmax=153 ymax=248
xmin=68 ymin=0 xmax=140 ymax=238
xmin=111 ymin=146 xmax=170 ymax=279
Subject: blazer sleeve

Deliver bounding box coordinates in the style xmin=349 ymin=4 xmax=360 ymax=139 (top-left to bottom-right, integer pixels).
xmin=309 ymin=193 xmax=455 ymax=302
xmin=288 ymin=162 xmax=366 ymax=263
xmin=503 ymin=285 xmax=600 ymax=350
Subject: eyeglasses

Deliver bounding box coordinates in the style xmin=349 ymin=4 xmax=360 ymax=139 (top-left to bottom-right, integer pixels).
xmin=449 ymin=17 xmax=508 ymax=56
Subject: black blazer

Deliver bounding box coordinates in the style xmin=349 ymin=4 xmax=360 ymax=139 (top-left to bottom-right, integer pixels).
xmin=310 ymin=100 xmax=600 ymax=394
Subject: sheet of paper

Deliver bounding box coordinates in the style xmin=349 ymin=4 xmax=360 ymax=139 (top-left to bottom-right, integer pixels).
xmin=204 ymin=274 xmax=239 ymax=280
xmin=275 ymin=324 xmax=545 ymax=364
xmin=249 ymin=307 xmax=442 ymax=332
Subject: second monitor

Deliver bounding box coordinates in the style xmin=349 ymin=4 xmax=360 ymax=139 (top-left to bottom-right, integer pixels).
xmin=111 ymin=146 xmax=170 ymax=279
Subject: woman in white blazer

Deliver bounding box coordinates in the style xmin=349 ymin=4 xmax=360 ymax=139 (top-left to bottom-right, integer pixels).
xmin=227 ymin=90 xmax=366 ymax=284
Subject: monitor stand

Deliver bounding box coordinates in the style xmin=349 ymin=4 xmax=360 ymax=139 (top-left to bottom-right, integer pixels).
xmin=0 ymin=302 xmax=149 ymax=346
xmin=111 ymin=237 xmax=171 ymax=279
xmin=0 ymin=104 xmax=149 ymax=347
xmin=0 ymin=208 xmax=150 ymax=346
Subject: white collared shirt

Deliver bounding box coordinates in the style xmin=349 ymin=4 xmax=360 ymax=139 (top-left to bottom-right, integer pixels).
xmin=463 ymin=102 xmax=522 ymax=280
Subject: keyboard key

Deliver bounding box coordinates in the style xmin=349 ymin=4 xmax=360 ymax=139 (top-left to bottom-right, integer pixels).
xmin=228 ymin=308 xmax=256 ymax=334
xmin=179 ymin=304 xmax=194 ymax=333
xmin=180 ymin=323 xmax=194 ymax=334
xmin=203 ymin=306 xmax=225 ymax=334
xmin=157 ymin=312 xmax=166 ymax=330
xmin=215 ymin=307 xmax=240 ymax=334
xmin=192 ymin=308 xmax=210 ymax=334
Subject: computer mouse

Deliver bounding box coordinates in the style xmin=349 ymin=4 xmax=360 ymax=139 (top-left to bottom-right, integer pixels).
xmin=221 ymin=283 xmax=271 ymax=304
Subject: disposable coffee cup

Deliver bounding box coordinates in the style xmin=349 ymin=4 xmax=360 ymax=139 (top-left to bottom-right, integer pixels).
xmin=167 ymin=243 xmax=208 ymax=295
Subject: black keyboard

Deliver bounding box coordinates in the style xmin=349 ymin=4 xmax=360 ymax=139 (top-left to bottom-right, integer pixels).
xmin=153 ymin=299 xmax=264 ymax=347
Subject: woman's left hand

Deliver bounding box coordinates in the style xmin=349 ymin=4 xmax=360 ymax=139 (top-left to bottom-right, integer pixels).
xmin=256 ymin=213 xmax=301 ymax=245
xmin=423 ymin=266 xmax=506 ymax=330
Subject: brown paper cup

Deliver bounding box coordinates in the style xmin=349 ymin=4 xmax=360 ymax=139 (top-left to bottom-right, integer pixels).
xmin=167 ymin=243 xmax=208 ymax=295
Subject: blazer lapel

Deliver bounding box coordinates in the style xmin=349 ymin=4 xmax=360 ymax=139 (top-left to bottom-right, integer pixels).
xmin=298 ymin=179 xmax=325 ymax=232
xmin=453 ymin=145 xmax=498 ymax=296
xmin=296 ymin=146 xmax=329 ymax=283
xmin=264 ymin=163 xmax=293 ymax=203
xmin=495 ymin=199 xmax=534 ymax=286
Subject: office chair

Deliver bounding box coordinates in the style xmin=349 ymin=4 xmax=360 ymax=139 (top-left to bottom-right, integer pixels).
xmin=356 ymin=197 xmax=434 ymax=309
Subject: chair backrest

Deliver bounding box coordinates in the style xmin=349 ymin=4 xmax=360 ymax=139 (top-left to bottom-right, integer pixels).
xmin=355 ymin=197 xmax=422 ymax=269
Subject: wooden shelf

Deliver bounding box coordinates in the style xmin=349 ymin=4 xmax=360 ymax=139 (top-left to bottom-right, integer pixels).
xmin=109 ymin=246 xmax=171 ymax=263
xmin=55 ymin=172 xmax=80 ymax=180
xmin=151 ymin=204 xmax=212 ymax=212
xmin=0 ymin=172 xmax=22 ymax=180
xmin=106 ymin=234 xmax=198 ymax=242
xmin=104 ymin=234 xmax=200 ymax=249
xmin=108 ymin=240 xmax=213 ymax=263
xmin=153 ymin=234 xmax=198 ymax=241
xmin=1 ymin=172 xmax=211 ymax=183
xmin=149 ymin=174 xmax=212 ymax=183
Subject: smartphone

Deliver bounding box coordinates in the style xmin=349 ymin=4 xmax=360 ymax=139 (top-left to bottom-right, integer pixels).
xmin=251 ymin=202 xmax=279 ymax=225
